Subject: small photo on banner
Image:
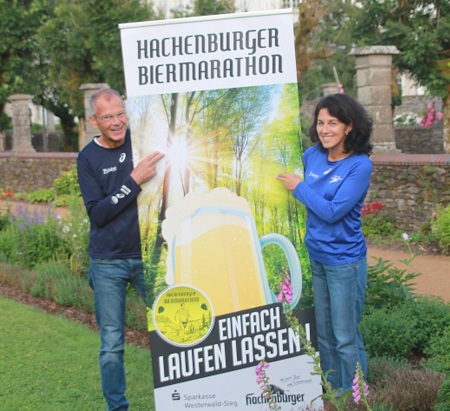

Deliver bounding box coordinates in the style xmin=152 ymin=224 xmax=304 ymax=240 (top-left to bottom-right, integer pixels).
xmin=119 ymin=9 xmax=322 ymax=410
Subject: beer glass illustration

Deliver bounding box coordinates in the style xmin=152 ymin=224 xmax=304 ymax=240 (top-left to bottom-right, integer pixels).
xmin=162 ymin=188 xmax=302 ymax=316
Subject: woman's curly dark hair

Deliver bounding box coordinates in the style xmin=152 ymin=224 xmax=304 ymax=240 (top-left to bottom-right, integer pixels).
xmin=308 ymin=94 xmax=373 ymax=155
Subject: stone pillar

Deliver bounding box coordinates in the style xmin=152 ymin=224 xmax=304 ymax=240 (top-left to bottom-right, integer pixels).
xmin=321 ymin=83 xmax=340 ymax=96
xmin=8 ymin=94 xmax=35 ymax=153
xmin=46 ymin=111 xmax=56 ymax=132
xmin=349 ymin=46 xmax=400 ymax=153
xmin=79 ymin=83 xmax=109 ymax=150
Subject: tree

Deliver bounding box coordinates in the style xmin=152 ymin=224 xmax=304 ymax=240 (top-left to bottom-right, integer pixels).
xmin=295 ymin=0 xmax=357 ymax=102
xmin=1 ymin=0 xmax=155 ymax=149
xmin=35 ymin=0 xmax=155 ymax=148
xmin=193 ymin=0 xmax=235 ymax=16
xmin=351 ymin=0 xmax=450 ymax=151
xmin=0 ymin=0 xmax=55 ymax=131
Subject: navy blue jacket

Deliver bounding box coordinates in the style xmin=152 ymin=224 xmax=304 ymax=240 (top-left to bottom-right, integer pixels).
xmin=77 ymin=130 xmax=142 ymax=258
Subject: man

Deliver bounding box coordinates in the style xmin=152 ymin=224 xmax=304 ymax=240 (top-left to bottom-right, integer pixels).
xmin=77 ymin=88 xmax=164 ymax=410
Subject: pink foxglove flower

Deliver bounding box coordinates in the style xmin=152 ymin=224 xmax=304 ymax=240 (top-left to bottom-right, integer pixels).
xmin=277 ymin=275 xmax=293 ymax=303
xmin=255 ymin=360 xmax=270 ymax=384
xmin=352 ymin=369 xmax=369 ymax=404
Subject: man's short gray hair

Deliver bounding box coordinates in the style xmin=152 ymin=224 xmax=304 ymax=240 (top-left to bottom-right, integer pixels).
xmin=89 ymin=88 xmax=125 ymax=115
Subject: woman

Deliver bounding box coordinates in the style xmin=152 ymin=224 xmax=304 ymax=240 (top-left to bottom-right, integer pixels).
xmin=277 ymin=93 xmax=373 ymax=393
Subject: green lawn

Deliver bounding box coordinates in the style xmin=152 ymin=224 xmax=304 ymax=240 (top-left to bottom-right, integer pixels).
xmin=0 ymin=297 xmax=155 ymax=410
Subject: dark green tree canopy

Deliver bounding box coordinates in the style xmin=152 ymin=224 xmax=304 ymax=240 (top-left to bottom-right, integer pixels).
xmin=351 ymin=0 xmax=450 ymax=97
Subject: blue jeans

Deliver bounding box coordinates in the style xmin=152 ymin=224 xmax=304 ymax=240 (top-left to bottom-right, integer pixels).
xmin=88 ymin=258 xmax=147 ymax=411
xmin=311 ymin=257 xmax=368 ymax=392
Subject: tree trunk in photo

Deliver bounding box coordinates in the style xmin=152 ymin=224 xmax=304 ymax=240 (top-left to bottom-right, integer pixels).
xmin=78 ymin=117 xmax=86 ymax=151
xmin=148 ymin=93 xmax=178 ymax=303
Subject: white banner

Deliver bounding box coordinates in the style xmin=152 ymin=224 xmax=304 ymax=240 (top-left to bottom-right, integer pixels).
xmin=119 ymin=10 xmax=297 ymax=96
xmin=120 ymin=10 xmax=323 ymax=411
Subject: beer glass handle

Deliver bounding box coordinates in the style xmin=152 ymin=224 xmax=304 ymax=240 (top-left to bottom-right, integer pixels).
xmin=260 ymin=233 xmax=302 ymax=310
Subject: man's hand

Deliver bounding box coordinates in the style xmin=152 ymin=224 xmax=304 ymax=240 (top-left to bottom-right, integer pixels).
xmin=276 ymin=173 xmax=302 ymax=191
xmin=131 ymin=151 xmax=165 ymax=185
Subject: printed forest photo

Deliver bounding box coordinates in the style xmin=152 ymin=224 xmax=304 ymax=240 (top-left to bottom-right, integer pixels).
xmin=127 ymin=83 xmax=312 ymax=317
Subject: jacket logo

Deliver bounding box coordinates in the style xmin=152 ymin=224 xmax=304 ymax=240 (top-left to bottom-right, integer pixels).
xmin=103 ymin=167 xmax=117 ymax=175
xmin=330 ymin=175 xmax=342 ymax=183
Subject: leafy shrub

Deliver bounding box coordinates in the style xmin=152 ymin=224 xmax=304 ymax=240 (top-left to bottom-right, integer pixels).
xmin=0 ymin=211 xmax=11 ymax=231
xmin=31 ymin=260 xmax=71 ymax=299
xmin=23 ymin=188 xmax=56 ymax=204
xmin=362 ymin=211 xmax=396 ymax=238
xmin=0 ymin=229 xmax=14 ymax=262
xmin=422 ymin=325 xmax=450 ymax=375
xmin=360 ymin=307 xmax=418 ymax=359
xmin=421 ymin=327 xmax=450 ymax=411
xmin=434 ymin=379 xmax=450 ymax=411
xmin=60 ymin=195 xmax=90 ymax=276
xmin=431 ymin=204 xmax=450 ymax=254
xmin=400 ymin=297 xmax=450 ymax=355
xmin=0 ymin=205 xmax=69 ymax=269
xmin=53 ymin=166 xmax=81 ymax=197
xmin=55 ymin=276 xmax=93 ymax=312
xmin=366 ymin=256 xmax=421 ymax=309
xmin=361 ymin=297 xmax=449 ymax=360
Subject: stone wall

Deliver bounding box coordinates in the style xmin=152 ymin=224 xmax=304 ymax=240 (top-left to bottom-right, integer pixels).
xmin=394 ymin=123 xmax=444 ymax=154
xmin=0 ymin=152 xmax=77 ymax=192
xmin=0 ymin=152 xmax=449 ymax=232
xmin=367 ymin=154 xmax=450 ymax=231
xmin=3 ymin=131 xmax=65 ymax=152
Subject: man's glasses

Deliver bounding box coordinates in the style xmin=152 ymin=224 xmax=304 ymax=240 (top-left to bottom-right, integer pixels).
xmin=94 ymin=111 xmax=126 ymax=123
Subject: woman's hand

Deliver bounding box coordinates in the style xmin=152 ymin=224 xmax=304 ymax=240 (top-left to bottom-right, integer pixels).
xmin=276 ymin=173 xmax=302 ymax=191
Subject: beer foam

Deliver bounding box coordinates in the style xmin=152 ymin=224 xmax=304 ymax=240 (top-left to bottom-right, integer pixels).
xmin=162 ymin=187 xmax=250 ymax=242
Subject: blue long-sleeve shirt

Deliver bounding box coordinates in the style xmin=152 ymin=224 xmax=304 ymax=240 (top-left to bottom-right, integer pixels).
xmin=293 ymin=145 xmax=372 ymax=265
xmin=77 ymin=130 xmax=142 ymax=259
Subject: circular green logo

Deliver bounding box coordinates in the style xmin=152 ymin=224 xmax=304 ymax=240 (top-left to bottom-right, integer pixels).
xmin=152 ymin=285 xmax=214 ymax=346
